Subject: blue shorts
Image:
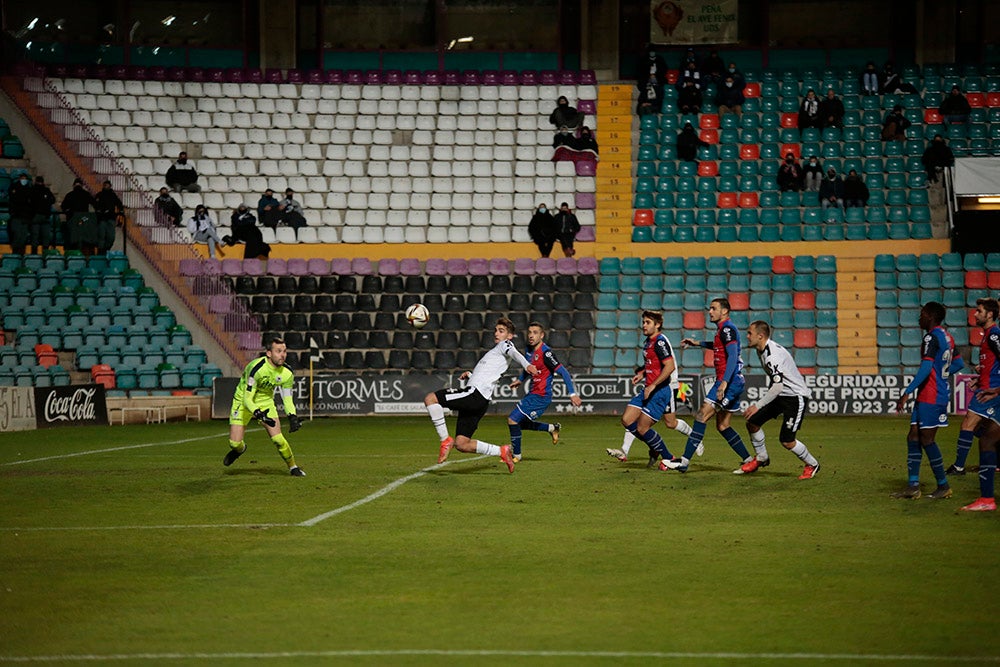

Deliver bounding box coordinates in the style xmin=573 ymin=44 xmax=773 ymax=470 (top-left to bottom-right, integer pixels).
xmin=911 ymin=402 xmax=949 ymax=429
xmin=627 ymin=384 xmax=676 ymax=422
xmin=706 ymin=377 xmax=745 ymax=413
xmin=509 ymin=393 xmax=552 ymax=423
xmin=968 ymin=394 xmax=1000 ymax=423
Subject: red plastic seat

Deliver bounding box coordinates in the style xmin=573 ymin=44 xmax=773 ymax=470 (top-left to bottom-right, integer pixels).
xmin=800 ymin=367 xmax=816 ymax=375
xmin=780 ymin=143 xmax=801 ymax=159
xmin=699 ymin=129 xmax=719 ymax=144
xmin=743 ymin=82 xmax=761 ymax=98
xmin=968 ymin=309 xmax=979 ymax=326
xmin=683 ymin=311 xmax=706 ymax=330
xmin=988 ymin=93 xmax=1000 ymax=108
xmin=728 ymin=292 xmax=750 ymax=310
xmin=633 ymin=209 xmax=654 ymax=226
xmin=34 ymin=344 xmax=58 ymax=368
xmin=738 ymin=192 xmax=759 ymax=208
xmin=924 ymin=109 xmax=943 ymax=124
xmin=90 ymin=364 xmax=116 ymax=389
xmin=740 ymin=144 xmax=760 ymax=160
xmin=793 ymin=329 xmax=817 ymax=348
xmin=698 ymin=161 xmax=719 ymax=176
xmin=700 ymin=114 xmax=720 ymax=129
xmin=780 ymin=113 xmax=798 ymax=128
xmin=988 ymin=272 xmax=1000 ymax=289
xmin=793 ymin=292 xmax=816 ymax=309
xmin=966 ymin=270 xmax=988 ymax=289
xmin=717 ymin=192 xmax=738 ymax=208
xmin=967 ymin=93 xmax=986 ymax=108
xmin=772 ymin=255 xmax=794 ymax=273
xmin=666 ymin=69 xmax=679 ymax=85
xmin=703 ymin=350 xmax=714 ymax=368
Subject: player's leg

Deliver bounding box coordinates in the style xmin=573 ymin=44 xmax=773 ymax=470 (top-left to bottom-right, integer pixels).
xmin=779 ymin=398 xmax=819 ymax=479
xmin=661 ymin=399 xmax=717 ymax=471
xmin=261 ymin=407 xmax=304 ymax=476
xmin=461 ymin=404 xmax=516 ymax=472
xmin=736 ymin=402 xmax=777 ymax=474
xmin=919 ymin=414 xmax=951 ymax=498
xmin=950 ymin=411 xmax=982 ymax=474
xmin=961 ymin=419 xmax=999 ymax=511
xmin=635 ymin=388 xmax=676 ymax=466
xmin=715 ymin=379 xmax=751 ymax=464
xmin=892 ymin=417 xmax=925 ymax=498
xmin=426 ymin=388 xmax=458 ymax=462
xmin=608 ymin=400 xmax=644 ymax=461
xmin=508 ymin=404 xmax=526 ymax=461
xmin=508 ymin=395 xmax=555 ymax=461
xmin=224 ymin=399 xmax=251 ymax=466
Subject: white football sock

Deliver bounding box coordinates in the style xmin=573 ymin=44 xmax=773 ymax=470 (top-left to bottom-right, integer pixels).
xmin=791 ymin=440 xmax=818 ymax=467
xmin=750 ymin=429 xmax=769 ymax=460
xmin=426 ymin=403 xmax=450 ymax=441
xmin=621 ymin=431 xmax=636 ymax=455
xmin=475 ymin=440 xmax=501 ymax=456
xmin=672 ymin=419 xmax=693 ymax=436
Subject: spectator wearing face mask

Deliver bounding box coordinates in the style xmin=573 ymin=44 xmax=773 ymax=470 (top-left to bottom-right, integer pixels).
xmin=60 ymin=178 xmax=97 ymax=253
xmin=725 ymin=62 xmax=745 ymax=89
xmin=636 ymin=47 xmax=668 ymax=116
xmin=777 ymin=153 xmax=804 ymax=192
xmin=257 ymin=188 xmax=281 ymax=228
xmin=187 ymin=204 xmax=226 ymax=258
xmin=155 ymin=186 xmax=183 ymax=226
xmin=528 ymin=203 xmax=558 ymax=258
xmin=549 ymin=96 xmax=583 ymax=130
xmin=700 ymin=49 xmax=725 ymax=83
xmin=819 ymin=168 xmax=845 ymax=211
xmin=802 ymin=156 xmax=823 ymax=192
xmin=843 ymin=169 xmax=869 ymax=209
xmin=676 ymin=122 xmax=708 ymax=162
xmin=553 ymin=202 xmax=581 ymax=257
xmin=715 ymin=74 xmax=745 ymax=115
xmin=677 ymin=80 xmax=703 ymax=114
xmin=93 ymin=180 xmax=123 ymax=254
xmin=861 ymin=61 xmax=879 ymax=96
xmin=227 ymin=203 xmax=271 ymax=259
xmin=278 ymin=188 xmax=307 ymax=234
xmin=166 ymin=151 xmax=200 ymax=193
xmin=30 ymin=176 xmax=56 ymax=254
xmin=798 ymin=89 xmax=822 ymax=130
xmin=7 ymin=172 xmax=34 ymax=254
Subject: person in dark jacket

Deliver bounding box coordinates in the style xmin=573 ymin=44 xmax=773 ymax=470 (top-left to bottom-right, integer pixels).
xmin=676 ymin=122 xmax=708 ymax=162
xmin=798 ymin=89 xmax=822 ymax=129
xmin=155 ymin=186 xmax=183 ymax=226
xmin=553 ymin=126 xmax=576 ymax=149
xmin=165 ymin=151 xmax=200 ymax=193
xmin=93 ymin=180 xmax=123 ymax=254
xmin=676 ymin=80 xmax=703 ymax=114
xmin=819 ymin=89 xmax=845 ymax=128
xmin=881 ymin=105 xmax=911 ymax=141
xmin=60 ymin=178 xmax=97 ymax=253
xmin=922 ymin=134 xmax=955 ymax=183
xmin=880 ymin=62 xmax=900 ymax=95
xmin=776 ymin=153 xmax=804 ymax=192
xmin=257 ymin=188 xmax=281 ymax=229
xmin=528 ymin=203 xmax=557 ymax=258
xmin=572 ymin=126 xmax=599 ymax=154
xmin=30 ymin=176 xmax=56 ymax=254
xmin=939 ymin=86 xmax=971 ymax=125
xmin=802 ymin=155 xmax=823 ymax=192
xmin=553 ymin=202 xmax=581 ymax=257
xmin=861 ymin=61 xmax=879 ymax=96
xmin=715 ymin=74 xmax=744 ymax=115
xmin=700 ymin=49 xmax=725 ymax=83
xmin=549 ymin=96 xmax=583 ymax=130
xmin=842 ymin=170 xmax=869 ymax=208
xmin=7 ymin=172 xmax=33 ymax=254
xmin=818 ymin=168 xmax=845 ymax=211
xmin=227 ymin=204 xmax=271 ymax=259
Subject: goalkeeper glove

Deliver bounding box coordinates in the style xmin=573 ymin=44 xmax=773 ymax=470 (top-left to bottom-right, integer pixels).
xmin=288 ymin=414 xmax=302 ymax=433
xmin=252 ymin=408 xmax=276 ymax=427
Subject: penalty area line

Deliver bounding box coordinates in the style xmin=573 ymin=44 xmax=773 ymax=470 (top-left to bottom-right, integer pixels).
xmin=297 ymin=454 xmax=490 ymax=526
xmin=0 ymin=649 xmax=997 ymax=662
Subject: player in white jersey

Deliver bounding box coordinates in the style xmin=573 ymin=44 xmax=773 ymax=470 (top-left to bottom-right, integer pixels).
xmin=424 ymin=317 xmax=538 ymax=472
xmin=737 ymin=320 xmax=821 ymax=479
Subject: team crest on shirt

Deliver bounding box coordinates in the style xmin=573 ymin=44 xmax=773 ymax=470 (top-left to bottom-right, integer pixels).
xmin=987 ymin=407 xmax=996 ymax=417
xmin=938 ymin=413 xmax=947 ymax=424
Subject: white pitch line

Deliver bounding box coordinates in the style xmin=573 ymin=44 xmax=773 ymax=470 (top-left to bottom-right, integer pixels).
xmin=297 ymin=454 xmax=490 ymax=526
xmin=0 ymin=431 xmax=233 ymax=467
xmin=0 ymin=649 xmax=996 ymax=663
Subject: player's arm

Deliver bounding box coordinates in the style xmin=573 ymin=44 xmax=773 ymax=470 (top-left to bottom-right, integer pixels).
xmin=555 ymin=364 xmax=583 ymax=406
xmin=947 ymin=354 xmax=964 ymax=375
xmin=505 ymin=344 xmax=538 ymax=376
xmin=722 ymin=341 xmax=739 ymax=384
xmin=897 ymin=358 xmax=934 ymax=411
xmin=746 ymin=378 xmax=783 ymax=418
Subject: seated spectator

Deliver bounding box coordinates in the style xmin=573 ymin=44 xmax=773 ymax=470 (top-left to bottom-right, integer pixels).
xmin=726 ymin=62 xmax=745 ymax=89
xmin=7 ymin=172 xmax=33 ymax=255
xmin=819 ymin=89 xmax=845 ymax=128
xmin=881 ymin=105 xmax=911 ymax=141
xmin=528 ymin=203 xmax=557 ymax=258
xmin=553 ymin=126 xmax=575 ymax=149
xmin=676 ymin=121 xmax=708 ymax=162
xmin=636 ymin=80 xmax=663 ymax=116
xmin=819 ymin=168 xmax=845 ymax=210
xmin=939 ymin=86 xmax=971 ymax=125
xmin=30 ymin=176 xmax=56 ymax=255
xmin=883 ymin=74 xmax=919 ymax=95
xmin=166 ymin=151 xmax=200 ymax=193
xmin=155 ymin=186 xmax=183 ymax=226
xmin=187 ymin=204 xmax=225 ymax=258
xmin=776 ymin=153 xmax=804 ymax=192
xmin=715 ymin=74 xmax=744 ymax=115
xmin=677 ymin=61 xmax=701 ymax=91
xmin=226 ymin=203 xmax=271 ymax=259
xmin=802 ymin=155 xmax=823 ymax=192
xmin=93 ymin=180 xmax=123 ymax=255
xmin=60 ymin=178 xmax=97 ymax=253
xmin=278 ymin=188 xmax=307 ymax=232
xmin=573 ymin=126 xmax=599 ymax=154
xmin=676 ymin=79 xmax=703 ymax=114
xmin=553 ymin=126 xmax=599 ymax=163
xmin=553 ymin=202 xmax=581 ymax=257
xmin=549 ymin=96 xmax=583 ymax=130
xmin=636 ymin=47 xmax=668 ymax=116
xmin=798 ymin=89 xmax=822 ymax=129
xmin=922 ymin=134 xmax=955 ymax=183
xmin=681 ymin=47 xmax=698 ymax=69
xmin=843 ymin=170 xmax=869 ymax=208
xmin=861 ymin=61 xmax=879 ymax=96
xmin=257 ymin=188 xmax=281 ymax=228
xmin=880 ymin=62 xmax=900 ymax=95
xmin=701 ymin=49 xmax=725 ymax=83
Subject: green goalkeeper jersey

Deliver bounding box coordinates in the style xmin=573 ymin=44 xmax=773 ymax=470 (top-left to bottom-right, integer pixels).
xmin=234 ymin=356 xmax=297 ymax=415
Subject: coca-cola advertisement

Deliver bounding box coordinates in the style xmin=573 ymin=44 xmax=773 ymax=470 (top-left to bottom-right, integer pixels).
xmin=34 ymin=384 xmax=109 ymax=429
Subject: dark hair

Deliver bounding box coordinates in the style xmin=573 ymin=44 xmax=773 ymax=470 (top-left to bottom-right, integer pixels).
xmin=641 ymin=310 xmax=663 ymax=328
xmin=265 ymin=337 xmax=285 ymax=350
xmin=527 ymin=321 xmax=546 ymax=333
xmin=711 ymin=297 xmax=731 ymax=313
xmin=976 ymin=298 xmax=1000 ymax=322
xmin=922 ymin=301 xmax=946 ymax=326
xmin=749 ymin=320 xmax=771 ymax=337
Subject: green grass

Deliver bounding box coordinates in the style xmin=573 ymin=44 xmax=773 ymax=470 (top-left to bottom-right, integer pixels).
xmin=1 ymin=415 xmax=1000 ymax=666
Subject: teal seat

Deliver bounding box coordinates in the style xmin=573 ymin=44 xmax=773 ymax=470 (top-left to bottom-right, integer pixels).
xmin=737 ymin=226 xmax=759 ymax=242
xmin=759 ymin=226 xmax=780 ymax=242
xmin=631 ymin=227 xmax=652 ymax=242
xmin=657 ymin=161 xmax=677 ymax=176
xmin=822 ymin=224 xmax=844 ymax=241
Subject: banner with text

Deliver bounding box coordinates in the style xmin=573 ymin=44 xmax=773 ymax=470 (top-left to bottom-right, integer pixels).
xmin=650 ymin=0 xmax=738 ymax=45
xmin=33 ymin=384 xmax=108 ymax=429
xmin=0 ymin=386 xmax=37 ymax=432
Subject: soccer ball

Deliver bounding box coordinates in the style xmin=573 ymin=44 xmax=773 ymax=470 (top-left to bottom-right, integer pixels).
xmin=405 ymin=303 xmax=430 ymax=329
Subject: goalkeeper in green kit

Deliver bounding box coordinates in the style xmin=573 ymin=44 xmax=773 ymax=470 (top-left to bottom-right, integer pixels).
xmin=225 ymin=337 xmax=306 ymax=476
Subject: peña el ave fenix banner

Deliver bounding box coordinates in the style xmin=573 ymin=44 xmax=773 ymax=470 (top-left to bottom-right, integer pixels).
xmin=650 ymin=0 xmax=738 ymax=45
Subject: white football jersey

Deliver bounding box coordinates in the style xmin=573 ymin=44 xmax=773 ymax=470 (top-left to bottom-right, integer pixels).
xmin=467 ymin=339 xmax=531 ymax=400
xmin=758 ymin=340 xmax=811 ymax=401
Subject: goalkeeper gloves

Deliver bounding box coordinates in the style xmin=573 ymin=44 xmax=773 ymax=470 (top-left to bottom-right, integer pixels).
xmin=252 ymin=408 xmax=276 ymax=427
xmin=288 ymin=414 xmax=302 ymax=433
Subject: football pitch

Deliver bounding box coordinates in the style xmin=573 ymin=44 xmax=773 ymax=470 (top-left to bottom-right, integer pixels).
xmin=1 ymin=415 xmax=999 ymax=666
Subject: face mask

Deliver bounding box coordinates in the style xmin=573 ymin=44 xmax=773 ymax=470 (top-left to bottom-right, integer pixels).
xmin=178 ymin=158 xmax=187 ymax=164
xmin=539 ymin=207 xmax=547 ymax=214
xmin=19 ymin=179 xmax=28 ymax=185
xmin=810 ymin=161 xmax=817 ymax=166
xmin=726 ymin=82 xmax=733 ymax=88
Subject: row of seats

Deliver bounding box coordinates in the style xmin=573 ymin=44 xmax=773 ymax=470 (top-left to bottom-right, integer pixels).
xmin=632 ymin=221 xmax=932 ymax=243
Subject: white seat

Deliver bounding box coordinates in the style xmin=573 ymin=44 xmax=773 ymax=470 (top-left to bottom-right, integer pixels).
xmin=204 ymin=192 xmax=225 ymax=209
xmin=307 ymin=176 xmax=327 ymax=192
xmin=535 ymin=162 xmax=556 ymax=177
xmin=329 ymin=130 xmax=351 ymax=145
xmin=83 ymin=79 xmax=104 ymax=95
xmin=223 ymin=193 xmax=243 ymax=210
xmin=243 ymin=144 xmax=265 ymax=160
xmin=368 ymin=193 xmax=389 ymax=210
xmin=325 ymin=192 xmax=347 ymax=208
xmin=319 ymin=209 xmax=342 ymax=226
xmin=251 ymin=113 xmax=271 ymax=129
xmin=322 ymin=161 xmax=345 ymax=177
xmin=275 ymin=227 xmax=299 ymax=244
xmin=410 ymin=193 xmax=431 ymax=210
xmin=371 ymin=130 xmax=393 ymax=145
xmin=104 ymin=79 xmax=124 ymax=95
xmin=512 ymin=227 xmax=532 ymax=242
xmin=351 ymin=129 xmax=373 ymax=145
xmin=248 ymin=176 xmax=269 ymax=192
xmin=432 ymin=146 xmax=453 ymax=163
xmin=515 ymin=145 xmax=537 ymax=161
xmin=514 ymin=193 xmax=535 ymax=210
xmin=340 ymin=226 xmax=363 ymax=243
xmin=518 ymin=86 xmax=539 ymax=101
xmin=302 ymin=193 xmax=324 ymax=209
xmin=317 ymin=226 xmax=339 ymax=243
xmin=468 ymin=227 xmax=490 ymax=243
xmin=317 ymin=99 xmax=338 ymax=115
xmin=202 ymin=144 xmax=223 ymax=159
xmin=382 ymin=227 xmax=405 ymax=243
xmin=411 ymin=130 xmax=433 ymax=146
xmin=430 ymin=193 xmax=452 ymax=210
xmin=493 ymin=193 xmax=514 ymax=210
xmin=229 ymin=128 xmax=249 ymax=144
xmin=296 ymin=227 xmax=318 ymax=243
xmin=451 ymin=194 xmax=473 ymax=210
xmin=259 ymin=83 xmax=279 ymax=98
xmin=489 ymin=226 xmax=512 ymax=243
xmin=447 ymin=227 xmax=469 ymax=243
xmin=329 ymin=177 xmax=351 ymax=193
xmin=431 ymin=175 xmax=452 ymax=192
xmin=518 ymin=100 xmax=539 ymax=115
xmin=350 ymin=176 xmax=372 ymax=193
xmin=452 ymin=171 xmax=473 ymax=188
xmin=260 ymin=227 xmax=277 ymax=245
xmin=297 ymin=99 xmax=318 ymax=114
xmin=408 ymin=162 xmax=430 ymax=178
xmin=232 ymin=112 xmax=252 ymax=129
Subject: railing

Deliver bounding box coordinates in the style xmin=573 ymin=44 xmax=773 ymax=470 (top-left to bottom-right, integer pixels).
xmin=4 ymin=66 xmax=258 ymax=369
